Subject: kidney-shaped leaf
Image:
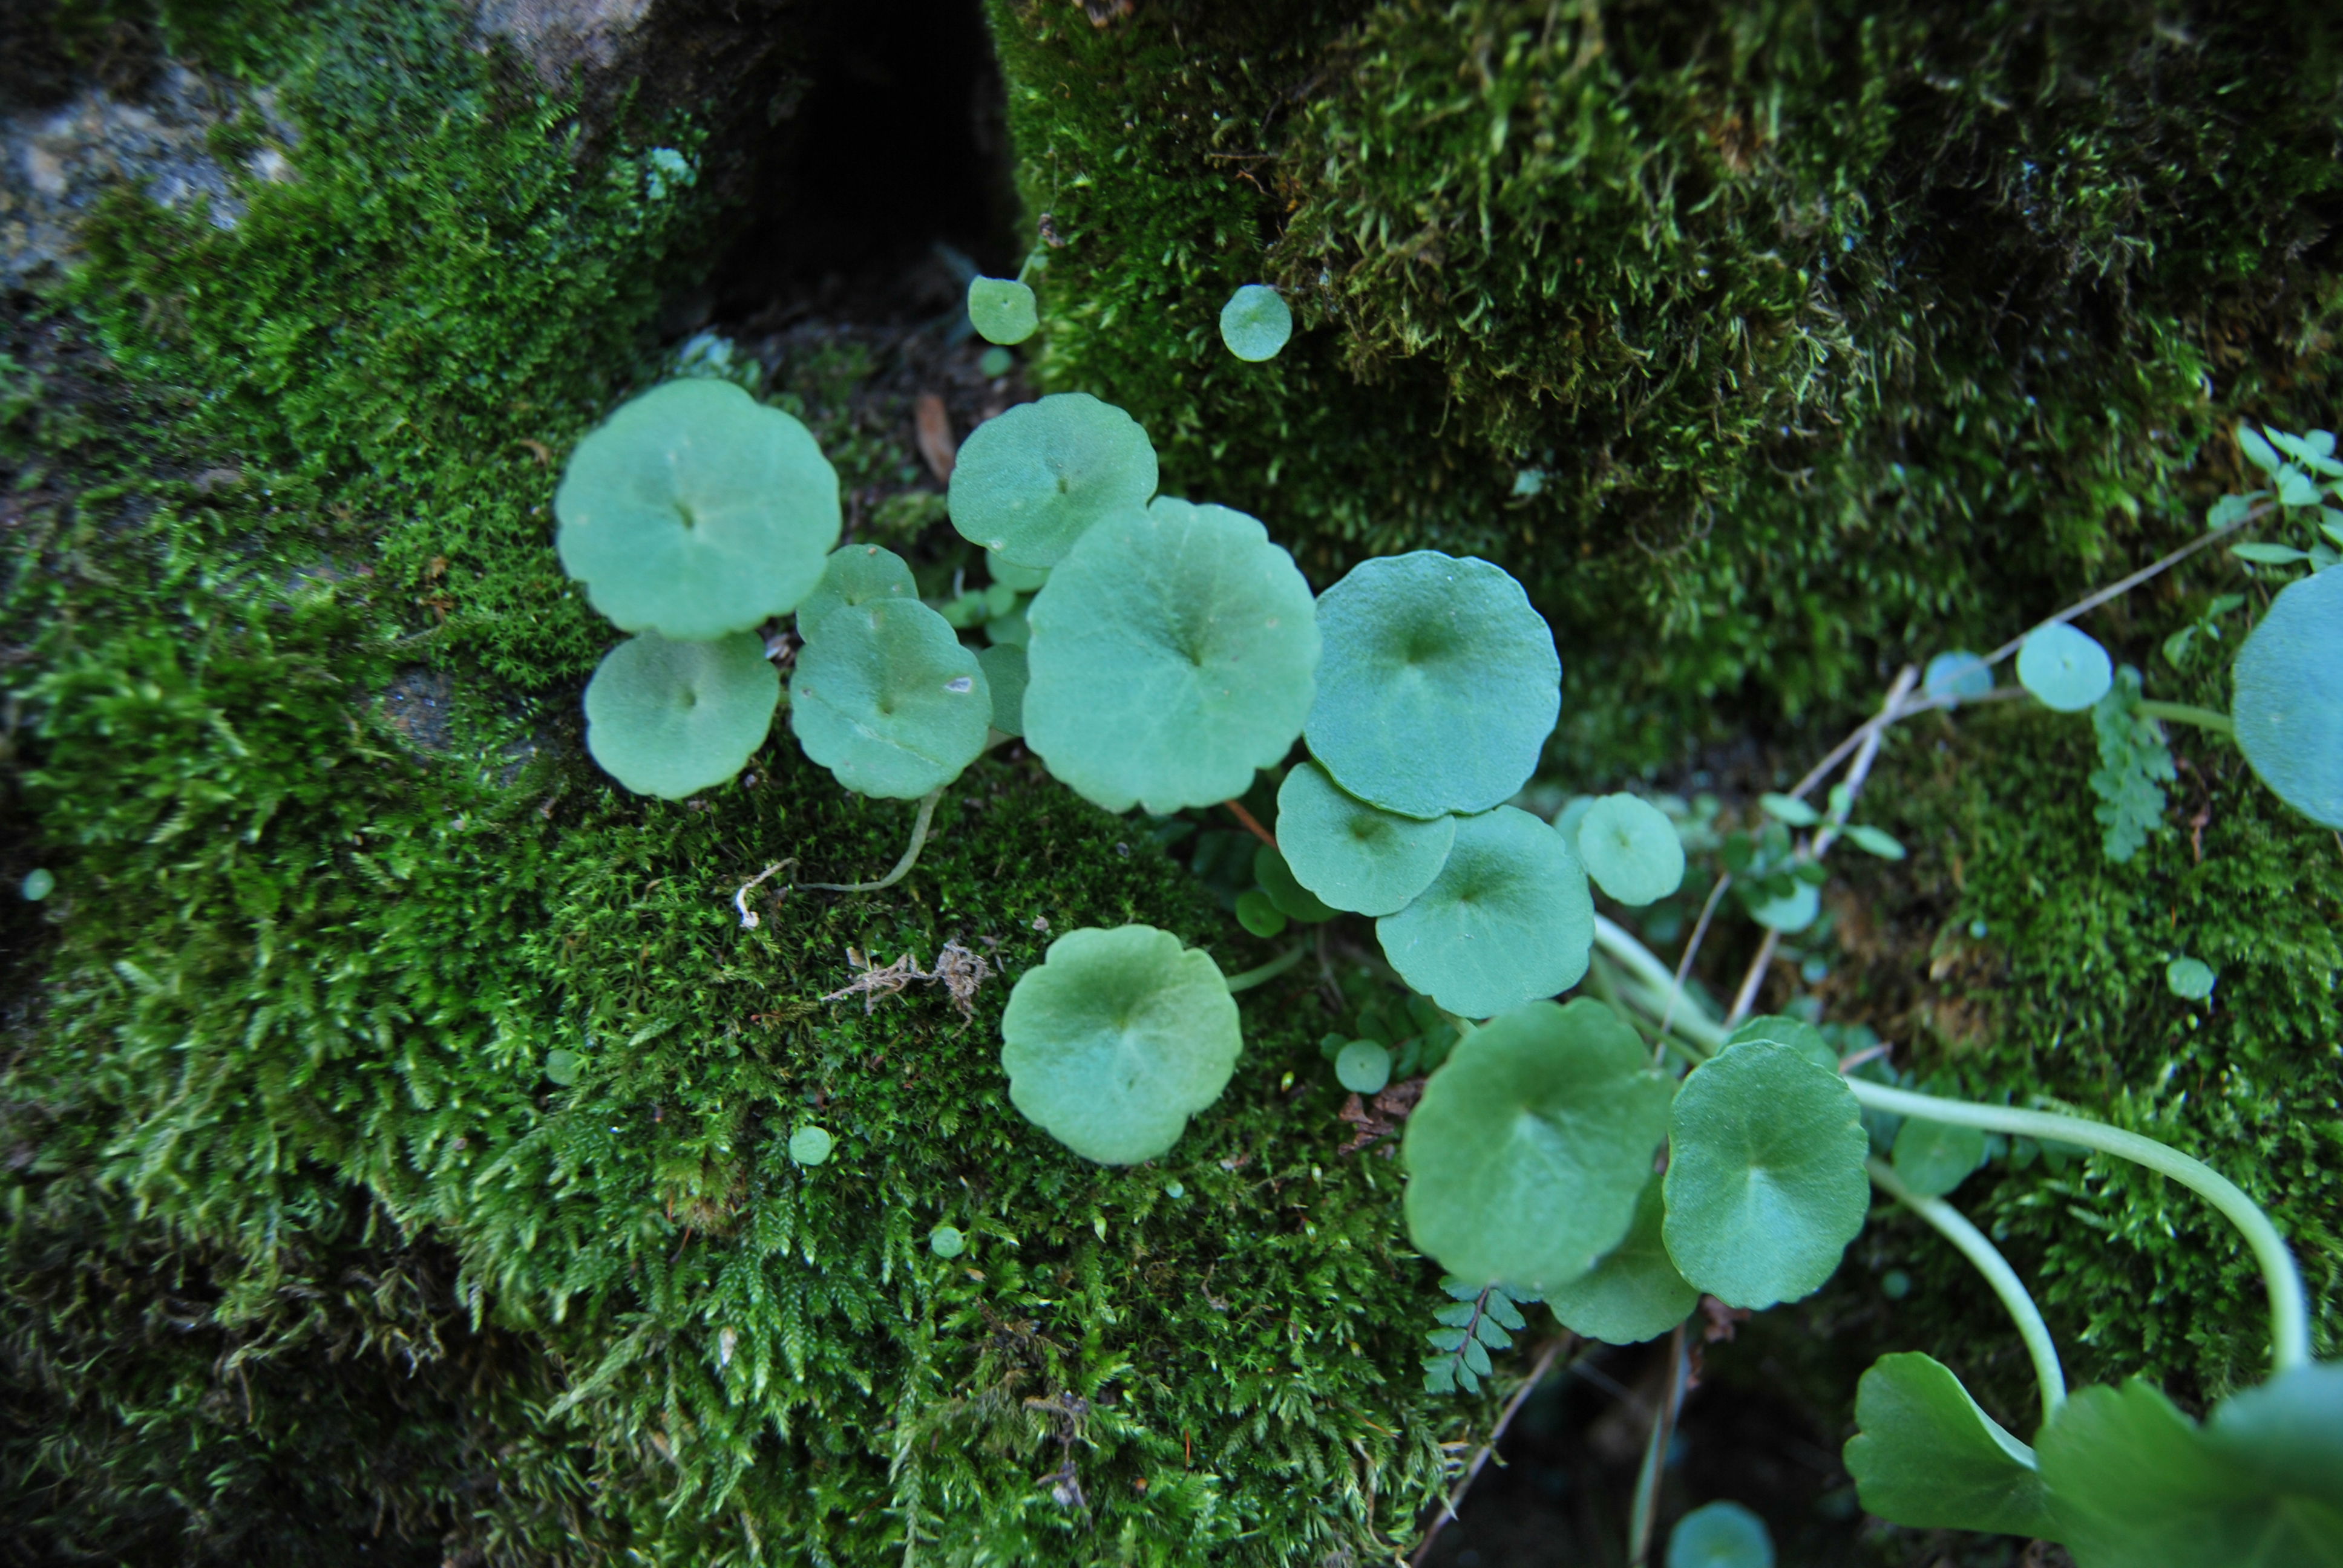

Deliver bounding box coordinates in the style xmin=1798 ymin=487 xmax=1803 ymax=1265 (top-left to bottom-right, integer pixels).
xmin=1377 ymin=807 xmax=1594 ymax=1018
xmin=797 ymin=544 xmax=916 ymax=638
xmin=1545 ymin=1171 xmax=1698 ymax=1345
xmin=1022 ymin=497 xmax=1318 ymax=814
xmin=556 ymin=379 xmax=840 ymax=640
xmin=1276 ymin=760 xmax=1455 ymax=915
xmin=968 ymin=276 xmax=1038 ymax=345
xmin=1844 ymin=1353 xmax=2056 ymax=1539
xmin=1219 ymin=284 xmax=1293 ymax=362
xmin=789 ymin=599 xmax=991 ymax=799
xmin=1575 ymin=794 xmax=1686 ymax=906
xmin=2233 ymin=564 xmax=2343 ymax=829
xmin=1402 ymin=998 xmax=1673 ymax=1293
xmin=948 ymin=393 xmax=1158 ymax=569
xmin=584 ymin=630 xmax=779 ymax=799
xmin=1663 ymin=1042 xmax=1869 ymax=1309
xmin=1306 ymin=552 xmax=1561 ymax=819
xmin=2017 ymin=623 xmax=2114 ymax=713
xmin=998 ymin=925 xmax=1241 ymax=1165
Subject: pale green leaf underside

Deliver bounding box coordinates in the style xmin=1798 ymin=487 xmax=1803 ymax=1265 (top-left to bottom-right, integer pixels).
xmin=583 ymin=630 xmax=779 ymax=799
xmin=1277 ymin=761 xmax=1455 ymax=915
xmin=1545 ymin=1171 xmax=1698 ymax=1345
xmin=788 ymin=599 xmax=991 ymax=799
xmin=2017 ymin=622 xmax=2114 ymax=712
xmin=1844 ymin=1352 xmax=2055 ymax=1538
xmin=1378 ymin=807 xmax=1593 ymax=1018
xmin=948 ymin=393 xmax=1158 ymax=569
xmin=2233 ymin=564 xmax=2343 ymax=828
xmin=1575 ymin=794 xmax=1686 ymax=906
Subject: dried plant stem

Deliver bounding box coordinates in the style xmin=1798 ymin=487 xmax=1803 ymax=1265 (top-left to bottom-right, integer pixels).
xmin=1225 ymin=799 xmax=1279 ymax=851
xmin=1408 ymin=1336 xmax=1574 ymax=1567
xmin=1627 ymin=1325 xmax=1689 ymax=1567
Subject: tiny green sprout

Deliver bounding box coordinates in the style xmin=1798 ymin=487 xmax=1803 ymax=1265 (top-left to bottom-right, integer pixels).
xmin=1923 ymin=650 xmax=1994 ymax=703
xmin=928 ymin=1224 xmax=966 ymax=1258
xmin=977 ymin=643 xmax=1027 ymax=737
xmin=2016 ymin=622 xmax=2114 ymax=712
xmin=985 ymin=549 xmax=1049 ymax=593
xmin=19 ymin=868 xmax=54 ymax=901
xmin=1253 ymin=844 xmax=1338 ymax=923
xmin=1846 ymin=1353 xmax=2054 ymax=1537
xmin=1574 ymin=794 xmax=1685 ymax=906
xmin=978 ymin=345 xmax=1014 ymax=377
xmin=1306 ymin=551 xmax=1561 ymax=820
xmin=1377 ymin=806 xmax=1595 ymax=1018
xmin=948 ymin=393 xmax=1159 ymax=569
xmin=796 ymin=544 xmax=916 ymax=637
xmin=543 ymin=1048 xmax=582 ymax=1086
xmin=789 ymin=599 xmax=991 ymax=799
xmin=2166 ymin=956 xmax=2218 ymax=1001
xmin=583 ymin=630 xmax=780 ymax=799
xmin=1219 ymin=283 xmax=1293 ymax=362
xmin=1274 ymin=760 xmax=1455 ymax=916
xmin=1021 ymin=498 xmax=1319 ymax=813
xmin=966 ymin=276 xmax=1038 ymax=345
xmin=1401 ymin=998 xmax=1672 ymax=1292
xmin=1335 ymin=1040 xmax=1392 ymax=1094
xmin=1545 ymin=1172 xmax=1697 ymax=1345
xmin=1665 ymin=1500 xmax=1775 ymax=1568
xmin=555 ymin=379 xmax=840 ymax=640
xmin=998 ymin=925 xmax=1242 ymax=1165
xmin=2232 ymin=563 xmax=2343 ymax=828
xmin=788 ymin=1126 xmax=834 ymax=1166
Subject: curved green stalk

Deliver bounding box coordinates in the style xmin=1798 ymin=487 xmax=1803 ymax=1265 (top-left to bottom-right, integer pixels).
xmin=799 ymin=788 xmax=945 ymax=892
xmin=1223 ymin=942 xmax=1308 ymax=993
xmin=1867 ymin=1157 xmax=2067 ymax=1426
xmin=1846 ymin=1080 xmax=2310 ymax=1372
xmin=2137 ymin=699 xmax=2235 ymax=737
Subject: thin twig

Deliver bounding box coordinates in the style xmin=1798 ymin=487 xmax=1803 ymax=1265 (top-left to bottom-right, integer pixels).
xmin=1725 ymin=930 xmax=1778 ymax=1028
xmin=1409 ymin=1336 xmax=1574 ymax=1567
xmin=1627 ymin=1326 xmax=1689 ymax=1567
xmin=1225 ymin=799 xmax=1279 ymax=851
xmin=1977 ymin=506 xmax=2265 ymax=671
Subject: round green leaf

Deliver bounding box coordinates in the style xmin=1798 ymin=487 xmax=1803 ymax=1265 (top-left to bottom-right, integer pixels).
xmin=1274 ymin=760 xmax=1455 ymax=916
xmin=948 ymin=393 xmax=1158 ymax=569
xmin=1545 ymin=1172 xmax=1699 ymax=1345
xmin=1023 ymin=498 xmax=1319 ymax=814
xmin=788 ymin=1126 xmax=834 ymax=1166
xmin=1746 ymin=880 xmax=1819 ymax=933
xmin=1575 ymin=794 xmax=1686 ymax=906
xmin=1663 ymin=1042 xmax=1869 ymax=1309
xmin=1254 ymin=843 xmax=1338 ymax=923
xmin=1924 ymin=650 xmax=1994 ymax=703
xmin=1377 ymin=808 xmax=1594 ymax=1019
xmin=788 ymin=599 xmax=991 ymax=799
xmin=1234 ymin=889 xmax=1288 ymax=938
xmin=967 ymin=276 xmax=1038 ymax=345
xmin=929 ymin=1224 xmax=967 ymax=1258
xmin=998 ymin=925 xmax=1241 ymax=1165
xmin=1890 ymin=1117 xmax=1988 ymax=1198
xmin=1720 ymin=1014 xmax=1837 ymax=1074
xmin=2205 ymin=1361 xmax=2343 ymax=1502
xmin=1401 ymin=998 xmax=1673 ymax=1292
xmin=1844 ymin=1353 xmax=2054 ymax=1538
xmin=1665 ymin=1501 xmax=1774 ymax=1568
xmin=543 ymin=1048 xmax=583 ymax=1086
xmin=796 ymin=544 xmax=916 ymax=638
xmin=2164 ymin=956 xmax=2217 ymax=1001
xmin=19 ymin=868 xmax=54 ymax=901
xmin=584 ymin=630 xmax=779 ymax=799
xmin=2016 ymin=622 xmax=2113 ymax=712
xmin=2233 ymin=563 xmax=2343 ymax=828
xmin=1219 ymin=283 xmax=1293 ymax=362
xmin=1335 ymin=1039 xmax=1392 ymax=1094
xmin=978 ymin=345 xmax=1014 ymax=377
xmin=1306 ymin=552 xmax=1561 ymax=819
xmin=555 ymin=379 xmax=840 ymax=640
xmin=986 ymin=549 xmax=1050 ymax=593
xmin=977 ymin=642 xmax=1027 ymax=737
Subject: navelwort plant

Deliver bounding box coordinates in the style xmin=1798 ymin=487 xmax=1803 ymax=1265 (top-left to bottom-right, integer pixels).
xmin=552 ymin=293 xmax=2339 ymax=1564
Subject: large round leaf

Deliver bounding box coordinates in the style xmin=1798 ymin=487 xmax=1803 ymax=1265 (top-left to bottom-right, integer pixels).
xmin=1021 ymin=498 xmax=1319 ymax=814
xmin=948 ymin=393 xmax=1158 ymax=569
xmin=1401 ymin=998 xmax=1673 ymax=1292
xmin=788 ymin=599 xmax=991 ymax=799
xmin=2016 ymin=622 xmax=2113 ymax=712
xmin=1844 ymin=1353 xmax=2056 ymax=1538
xmin=796 ymin=544 xmax=916 ymax=638
xmin=1276 ymin=760 xmax=1455 ymax=915
xmin=1376 ymin=806 xmax=1594 ymax=1018
xmin=2233 ymin=564 xmax=2343 ymax=828
xmin=1663 ymin=1042 xmax=1869 ymax=1309
xmin=583 ymin=630 xmax=778 ymax=799
xmin=555 ymin=379 xmax=840 ymax=640
xmin=1545 ymin=1171 xmax=1699 ymax=1345
xmin=998 ymin=925 xmax=1240 ymax=1165
xmin=1575 ymin=794 xmax=1685 ymax=906
xmin=1305 ymin=552 xmax=1561 ymax=819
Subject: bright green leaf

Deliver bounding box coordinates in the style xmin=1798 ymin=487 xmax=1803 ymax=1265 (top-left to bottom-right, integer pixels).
xmin=796 ymin=543 xmax=916 ymax=638
xmin=2235 ymin=542 xmax=2312 ymax=565
xmin=1892 ymin=1117 xmax=1988 ymax=1197
xmin=1924 ymin=650 xmax=1994 ymax=703
xmin=1219 ymin=283 xmax=1293 ymax=361
xmin=2240 ymin=425 xmax=2285 ymax=477
xmin=1844 ymin=1353 xmax=2056 ymax=1538
xmin=2164 ymin=956 xmax=2217 ymax=1001
xmin=2279 ymin=468 xmax=2324 ymax=509
xmin=585 ymin=631 xmax=779 ymax=799
xmin=543 ymin=1048 xmax=582 ymax=1086
xmin=1758 ymin=792 xmax=1820 ymax=828
xmin=929 ymin=1225 xmax=967 ymax=1258
xmin=1745 ymin=880 xmax=1819 ymax=933
xmin=1377 ymin=808 xmax=1595 ymax=1018
xmin=1335 ymin=1040 xmax=1392 ymax=1094
xmin=789 ymin=1126 xmax=834 ymax=1166
xmin=2234 ymin=565 xmax=2343 ymax=828
xmin=1275 ymin=760 xmax=1456 ymax=915
xmin=2017 ymin=623 xmax=2114 ymax=713
xmin=1845 ymin=824 xmax=1907 ymax=860
xmin=1545 ymin=1172 xmax=1698 ymax=1345
xmin=948 ymin=393 xmax=1158 ymax=569
xmin=967 ymin=276 xmax=1038 ymax=345
xmin=1575 ymin=795 xmax=1686 ymax=906
xmin=2089 ymin=665 xmax=2176 ymax=863
xmin=789 ymin=599 xmax=991 ymax=799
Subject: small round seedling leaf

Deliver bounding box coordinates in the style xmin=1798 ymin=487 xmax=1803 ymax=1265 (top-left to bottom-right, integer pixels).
xmin=1545 ymin=1172 xmax=1698 ymax=1345
xmin=1377 ymin=807 xmax=1594 ymax=1019
xmin=977 ymin=643 xmax=1028 ymax=737
xmin=1746 ymin=880 xmax=1819 ymax=933
xmin=543 ymin=1048 xmax=583 ymax=1086
xmin=986 ymin=549 xmax=1050 ymax=593
xmin=1720 ymin=1014 xmax=1838 ymax=1074
xmin=788 ymin=1126 xmax=834 ymax=1166
xmin=1335 ymin=1040 xmax=1392 ymax=1095
xmin=1665 ymin=1501 xmax=1774 ymax=1568
xmin=1308 ymin=552 xmax=1561 ymax=819
xmin=796 ymin=544 xmax=916 ymax=638
xmin=929 ymin=1225 xmax=966 ymax=1258
xmin=1275 ymin=760 xmax=1456 ymax=915
xmin=1401 ymin=998 xmax=1673 ymax=1292
xmin=1924 ymin=650 xmax=1994 ymax=703
xmin=967 ymin=276 xmax=1038 ymax=345
xmin=1575 ymin=795 xmax=1685 ymax=906
xmin=19 ymin=868 xmax=54 ymax=901
xmin=1844 ymin=1353 xmax=2055 ymax=1538
xmin=948 ymin=393 xmax=1158 ymax=569
xmin=1254 ymin=843 xmax=1338 ymax=923
xmin=2164 ymin=957 xmax=2217 ymax=1001
xmin=1234 ymin=889 xmax=1287 ymax=938
xmin=2016 ymin=622 xmax=2113 ymax=712
xmin=998 ymin=925 xmax=1242 ymax=1165
xmin=1890 ymin=1117 xmax=1988 ymax=1198
xmin=1663 ymin=1042 xmax=1869 ymax=1309
xmin=1023 ymin=498 xmax=1319 ymax=814
xmin=555 ymin=379 xmax=840 ymax=640
xmin=2232 ymin=563 xmax=2343 ymax=828
xmin=789 ymin=600 xmax=991 ymax=799
xmin=1219 ymin=283 xmax=1293 ymax=362
xmin=584 ymin=630 xmax=780 ymax=799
